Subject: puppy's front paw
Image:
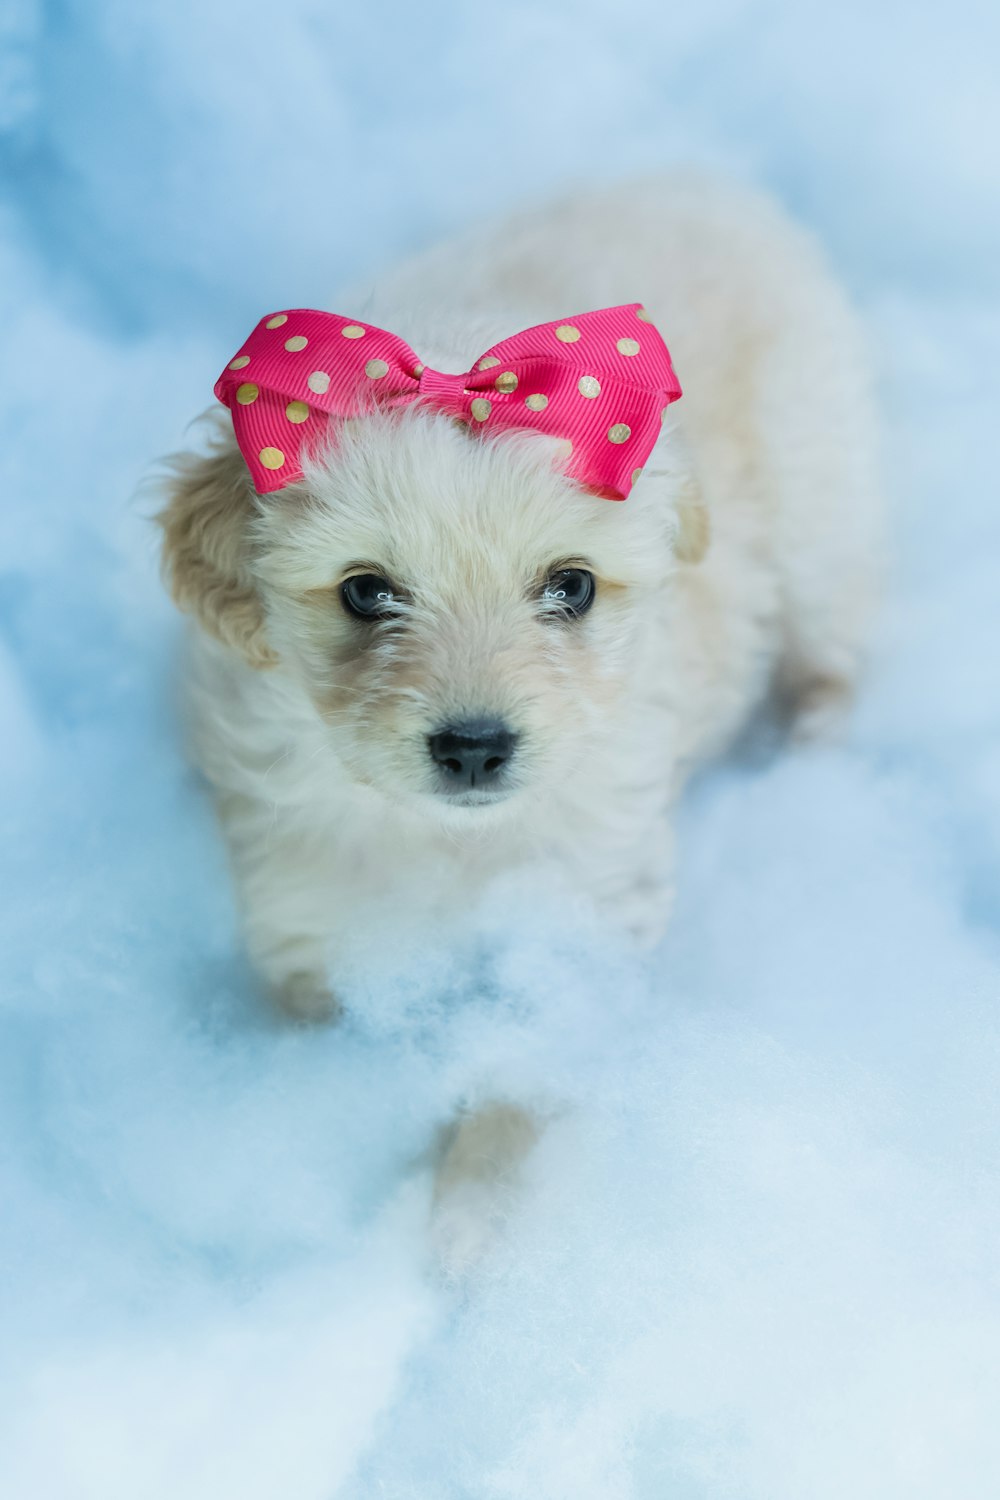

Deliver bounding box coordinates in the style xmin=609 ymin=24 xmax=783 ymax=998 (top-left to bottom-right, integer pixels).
xmin=272 ymin=970 xmax=341 ymax=1023
xmin=430 ymin=1182 xmax=508 ymax=1280
xmin=789 ymin=673 xmax=855 ymax=744
xmin=618 ymin=883 xmax=674 ymax=951
xmin=430 ymin=1103 xmax=539 ymax=1279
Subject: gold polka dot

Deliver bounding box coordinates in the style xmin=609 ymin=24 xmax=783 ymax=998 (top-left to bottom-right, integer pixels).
xmin=494 ymin=371 xmax=518 ymax=394
xmin=265 ymin=314 xmax=288 ymax=329
xmin=413 ymin=363 xmax=425 ymax=377
xmin=478 ymin=356 xmax=500 ymax=370
xmin=307 ymin=370 xmax=330 ymax=393
xmin=524 ymin=393 xmax=548 ymax=412
xmin=608 ymin=422 xmax=631 ymax=443
xmin=636 ymin=308 xmax=654 ymax=322
xmin=631 ymin=467 xmax=644 ymax=486
xmin=470 ymin=397 xmax=491 ymax=422
xmin=555 ymin=438 xmax=573 ymax=459
xmin=342 ymin=325 xmax=365 ymax=339
xmin=285 ymin=400 xmax=310 ymax=424
xmin=259 ymin=446 xmax=285 ymax=470
xmin=284 ymin=335 xmax=308 ymax=352
xmin=578 ymin=375 xmax=601 ymax=399
xmin=556 ymin=325 xmax=581 ymax=342
xmin=616 ymin=337 xmax=640 ymax=356
xmin=235 ymin=382 xmax=259 ymax=405
xmin=229 ymin=355 xmax=250 ymax=370
xmin=365 ymin=358 xmax=389 ymax=379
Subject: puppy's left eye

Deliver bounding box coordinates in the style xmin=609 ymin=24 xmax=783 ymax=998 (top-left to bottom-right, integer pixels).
xmin=341 ymin=573 xmax=402 ymax=620
xmin=540 ymin=568 xmax=595 ymax=618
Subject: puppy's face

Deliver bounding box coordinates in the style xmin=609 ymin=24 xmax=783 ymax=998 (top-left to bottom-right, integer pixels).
xmin=250 ymin=410 xmax=675 ymax=819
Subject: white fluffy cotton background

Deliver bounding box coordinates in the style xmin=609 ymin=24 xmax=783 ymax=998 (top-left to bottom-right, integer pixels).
xmin=1 ymin=3 xmax=999 ymax=1496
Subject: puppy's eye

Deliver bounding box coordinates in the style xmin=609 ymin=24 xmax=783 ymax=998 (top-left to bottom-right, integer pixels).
xmin=341 ymin=574 xmax=402 ymax=620
xmin=540 ymin=568 xmax=595 ymax=618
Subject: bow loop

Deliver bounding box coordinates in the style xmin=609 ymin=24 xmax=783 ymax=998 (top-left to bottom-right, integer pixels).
xmin=216 ymin=304 xmax=681 ymax=499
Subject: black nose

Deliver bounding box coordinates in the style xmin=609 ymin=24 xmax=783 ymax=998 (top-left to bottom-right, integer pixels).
xmin=427 ymin=720 xmax=517 ymax=788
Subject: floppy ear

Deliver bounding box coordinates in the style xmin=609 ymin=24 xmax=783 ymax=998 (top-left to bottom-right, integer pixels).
xmin=156 ymin=425 xmax=277 ymax=668
xmin=673 ymin=470 xmax=711 ymax=565
xmin=641 ymin=460 xmax=712 ymax=564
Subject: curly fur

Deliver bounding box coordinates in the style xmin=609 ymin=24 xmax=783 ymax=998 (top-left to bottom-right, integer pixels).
xmin=157 ymin=174 xmax=884 ymax=1263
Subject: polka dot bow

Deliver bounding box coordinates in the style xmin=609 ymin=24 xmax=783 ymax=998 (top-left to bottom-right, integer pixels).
xmin=215 ymin=304 xmax=682 ymax=500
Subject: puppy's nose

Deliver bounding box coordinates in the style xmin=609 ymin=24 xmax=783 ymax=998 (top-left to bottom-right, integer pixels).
xmin=428 ymin=720 xmax=517 ymax=788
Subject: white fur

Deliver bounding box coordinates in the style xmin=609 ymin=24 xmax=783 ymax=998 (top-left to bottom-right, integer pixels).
xmin=160 ymin=174 xmax=883 ymax=1255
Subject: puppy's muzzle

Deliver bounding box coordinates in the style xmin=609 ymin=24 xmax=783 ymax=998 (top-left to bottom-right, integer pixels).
xmin=427 ymin=720 xmax=518 ymax=793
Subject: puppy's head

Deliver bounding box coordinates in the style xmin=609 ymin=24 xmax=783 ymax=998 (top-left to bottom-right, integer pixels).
xmin=159 ymin=408 xmax=702 ymax=819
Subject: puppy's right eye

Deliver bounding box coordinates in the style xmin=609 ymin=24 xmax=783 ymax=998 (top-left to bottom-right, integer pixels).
xmin=340 ymin=574 xmax=401 ymax=620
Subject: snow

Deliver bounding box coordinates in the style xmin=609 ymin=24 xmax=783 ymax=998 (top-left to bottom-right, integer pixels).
xmin=2 ymin=2 xmax=999 ymax=1495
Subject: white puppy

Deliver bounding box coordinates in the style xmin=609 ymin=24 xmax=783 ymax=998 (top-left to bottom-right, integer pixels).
xmin=159 ymin=175 xmax=882 ymax=1242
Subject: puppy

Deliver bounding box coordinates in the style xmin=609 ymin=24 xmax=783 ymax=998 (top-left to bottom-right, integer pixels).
xmin=158 ymin=175 xmax=882 ymax=1249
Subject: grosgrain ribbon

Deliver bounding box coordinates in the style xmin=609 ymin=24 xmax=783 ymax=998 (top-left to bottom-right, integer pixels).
xmin=215 ymin=303 xmax=682 ymax=500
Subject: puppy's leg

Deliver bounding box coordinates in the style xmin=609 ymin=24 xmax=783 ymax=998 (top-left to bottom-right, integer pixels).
xmin=781 ymin=668 xmax=858 ymax=743
xmin=776 ymin=569 xmax=880 ymax=743
xmin=576 ymin=787 xmax=678 ymax=951
xmin=605 ymin=865 xmax=676 ymax=950
xmin=431 ymin=1102 xmax=540 ymax=1276
xmin=218 ymin=793 xmax=340 ymax=1021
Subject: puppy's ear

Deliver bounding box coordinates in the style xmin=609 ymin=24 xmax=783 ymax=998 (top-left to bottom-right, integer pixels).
xmin=673 ymin=472 xmax=711 ymax=565
xmin=156 ymin=428 xmax=277 ymax=668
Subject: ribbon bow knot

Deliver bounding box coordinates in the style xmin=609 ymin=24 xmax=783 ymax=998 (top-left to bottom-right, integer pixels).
xmin=215 ymin=303 xmax=682 ymax=500
xmin=415 ymin=366 xmax=473 ymax=407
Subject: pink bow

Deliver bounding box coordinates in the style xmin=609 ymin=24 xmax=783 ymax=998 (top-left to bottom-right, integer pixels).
xmin=215 ymin=304 xmax=682 ymax=500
